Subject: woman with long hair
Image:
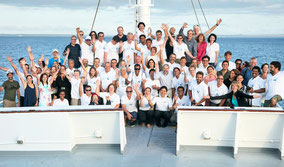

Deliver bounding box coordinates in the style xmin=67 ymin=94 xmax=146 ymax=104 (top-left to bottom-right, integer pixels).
xmin=206 ymin=33 xmax=219 ymax=67
xmin=87 ymin=67 xmax=100 ymax=93
xmin=196 ymin=33 xmax=207 ymax=63
xmin=224 ymin=69 xmax=239 ymax=88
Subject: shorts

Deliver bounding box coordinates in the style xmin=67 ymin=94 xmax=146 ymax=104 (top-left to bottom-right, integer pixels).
xmin=3 ymin=99 xmax=16 ymax=107
xmin=264 ymin=95 xmax=282 ymax=107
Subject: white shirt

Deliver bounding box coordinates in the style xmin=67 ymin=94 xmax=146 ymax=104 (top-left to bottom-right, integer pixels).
xmin=80 ymin=42 xmax=94 ymax=65
xmin=152 ymin=38 xmax=167 ymax=60
xmin=137 ymin=29 xmax=149 ymax=40
xmin=104 ymin=42 xmax=119 ymax=62
xmin=248 ymin=76 xmax=265 ymax=106
xmin=208 ymin=81 xmax=228 ymax=104
xmin=137 ymin=43 xmax=151 ymax=63
xmin=189 ymin=80 xmax=208 ymax=105
xmin=87 ymin=76 xmax=100 ymax=93
xmin=100 ymin=70 xmax=116 ymax=90
xmin=217 ymin=61 xmax=236 ymax=71
xmin=66 ymin=68 xmax=76 ymax=76
xmin=197 ymin=64 xmax=209 ymax=76
xmin=122 ymin=41 xmax=136 ymax=65
xmin=100 ymin=92 xmax=120 ymax=108
xmin=265 ymin=71 xmax=284 ymax=100
xmin=71 ymin=77 xmax=82 ymax=99
xmin=140 ymin=96 xmax=156 ymax=111
xmin=174 ymin=95 xmax=191 ymax=111
xmin=129 ymin=71 xmax=146 ymax=92
xmin=145 ymin=78 xmax=161 ymax=97
xmin=117 ymin=76 xmax=131 ymax=97
xmin=167 ymin=62 xmax=180 ymax=73
xmin=80 ymin=94 xmax=91 ymax=106
xmin=95 ymin=40 xmax=107 ymax=64
xmin=146 ymin=55 xmax=159 ymax=65
xmin=121 ymin=94 xmax=138 ymax=112
xmin=172 ymin=75 xmax=186 ymax=95
xmin=95 ymin=66 xmax=104 ymax=76
xmin=155 ymin=96 xmax=173 ymax=111
xmin=173 ymin=41 xmax=189 ymax=59
xmin=206 ymin=43 xmax=219 ymax=63
xmin=53 ymin=99 xmax=69 ymax=107
xmin=157 ymin=71 xmax=173 ymax=90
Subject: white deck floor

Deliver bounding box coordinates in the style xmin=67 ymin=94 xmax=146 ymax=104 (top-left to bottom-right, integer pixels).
xmin=0 ymin=125 xmax=284 ymax=167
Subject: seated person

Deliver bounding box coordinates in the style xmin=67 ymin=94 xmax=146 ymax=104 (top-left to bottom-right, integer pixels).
xmin=138 ymin=87 xmax=156 ymax=128
xmin=51 ymin=91 xmax=69 ymax=107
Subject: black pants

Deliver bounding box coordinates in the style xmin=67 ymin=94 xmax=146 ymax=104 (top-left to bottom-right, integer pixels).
xmin=20 ymin=96 xmax=24 ymax=107
xmin=138 ymin=110 xmax=154 ymax=124
xmin=154 ymin=110 xmax=171 ymax=127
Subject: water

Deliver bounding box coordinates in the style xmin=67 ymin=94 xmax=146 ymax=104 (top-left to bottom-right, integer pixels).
xmin=0 ymin=36 xmax=283 ymax=107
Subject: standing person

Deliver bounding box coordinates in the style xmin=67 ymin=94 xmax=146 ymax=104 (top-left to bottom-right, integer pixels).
xmin=119 ymin=33 xmax=136 ymax=65
xmin=66 ymin=70 xmax=82 ymax=105
xmin=93 ymin=32 xmax=107 ymax=65
xmin=87 ymin=67 xmax=100 ymax=93
xmin=116 ymin=67 xmax=131 ymax=97
xmin=242 ymin=57 xmax=257 ymax=86
xmin=247 ymin=66 xmax=265 ymax=107
xmin=157 ymin=64 xmax=173 ymax=98
xmin=36 ymin=72 xmax=58 ymax=107
xmin=121 ymin=84 xmax=140 ymax=127
xmin=232 ymin=74 xmax=247 ymax=93
xmin=172 ymin=67 xmax=187 ymax=96
xmin=208 ymin=74 xmax=228 ymax=106
xmin=104 ymin=36 xmax=120 ymax=64
xmin=101 ymin=84 xmax=120 ymax=108
xmin=144 ymin=69 xmax=161 ymax=97
xmin=63 ymin=35 xmax=81 ymax=68
xmin=115 ymin=26 xmax=127 ymax=62
xmin=79 ymin=78 xmax=97 ymax=106
xmin=100 ymin=62 xmax=116 ymax=92
xmin=152 ymin=29 xmax=166 ymax=60
xmin=154 ymin=86 xmax=175 ymax=127
xmin=235 ymin=59 xmax=243 ymax=73
xmin=137 ymin=22 xmax=154 ymax=40
xmin=127 ymin=64 xmax=146 ymax=93
xmin=138 ymin=87 xmax=156 ymax=128
xmin=134 ymin=34 xmax=152 ymax=63
xmin=204 ymin=66 xmax=217 ymax=85
xmin=224 ymin=69 xmax=239 ymax=88
xmin=206 ymin=33 xmax=219 ymax=67
xmin=89 ymin=31 xmax=97 ymax=41
xmin=53 ymin=65 xmax=71 ymax=104
xmin=179 ymin=23 xmax=197 ymax=64
xmin=216 ymin=51 xmax=236 ymax=71
xmin=48 ymin=49 xmax=64 ymax=68
xmin=76 ymin=27 xmax=95 ymax=66
xmin=0 ymin=71 xmax=20 ymax=107
xmin=193 ymin=19 xmax=222 ymax=37
xmin=197 ymin=56 xmax=210 ymax=76
xmin=196 ymin=33 xmax=207 ymax=63
xmin=260 ymin=63 xmax=269 ymax=80
xmin=188 ymin=71 xmax=208 ymax=106
xmin=217 ymin=60 xmax=230 ymax=80
xmin=264 ymin=61 xmax=284 ymax=107
xmin=51 ymin=91 xmax=69 ymax=107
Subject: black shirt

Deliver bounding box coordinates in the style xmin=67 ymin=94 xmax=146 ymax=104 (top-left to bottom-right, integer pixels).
xmin=53 ymin=76 xmax=71 ymax=104
xmin=165 ymin=39 xmax=173 ymax=61
xmin=115 ymin=34 xmax=127 ymax=59
xmin=64 ymin=43 xmax=81 ymax=68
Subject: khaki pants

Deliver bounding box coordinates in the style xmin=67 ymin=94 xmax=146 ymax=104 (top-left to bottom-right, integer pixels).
xmin=3 ymin=99 xmax=16 ymax=107
xmin=71 ymin=98 xmax=81 ymax=106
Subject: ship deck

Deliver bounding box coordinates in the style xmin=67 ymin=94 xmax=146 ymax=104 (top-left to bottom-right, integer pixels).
xmin=1 ymin=125 xmax=284 ymax=167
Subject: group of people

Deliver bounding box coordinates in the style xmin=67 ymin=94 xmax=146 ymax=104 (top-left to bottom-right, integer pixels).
xmin=0 ymin=19 xmax=283 ymax=127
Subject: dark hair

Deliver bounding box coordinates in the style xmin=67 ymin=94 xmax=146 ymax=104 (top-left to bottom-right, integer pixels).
xmin=235 ymin=59 xmax=242 ymax=63
xmin=143 ymin=87 xmax=152 ymax=94
xmin=270 ymin=61 xmax=281 ymax=71
xmin=85 ymin=85 xmax=91 ymax=90
xmin=146 ymin=38 xmax=152 ymax=43
xmin=134 ymin=64 xmax=141 ymax=69
xmin=40 ymin=73 xmax=49 ymax=85
xmin=89 ymin=67 xmax=97 ymax=78
xmin=156 ymin=30 xmax=162 ymax=34
xmin=160 ymin=86 xmax=167 ymax=92
xmin=196 ymin=71 xmax=204 ymax=77
xmin=243 ymin=61 xmax=250 ymax=68
xmin=98 ymin=32 xmax=104 ymax=37
xmin=149 ymin=69 xmax=155 ymax=74
xmin=89 ymin=31 xmax=97 ymax=39
xmin=195 ymin=33 xmax=205 ymax=43
xmin=147 ymin=59 xmax=155 ymax=69
xmin=137 ymin=22 xmax=145 ymax=28
xmin=236 ymin=73 xmax=244 ymax=79
xmin=112 ymin=36 xmax=120 ymax=43
xmin=177 ymin=34 xmax=183 ymax=39
xmin=222 ymin=60 xmax=229 ymax=66
xmin=18 ymin=57 xmax=25 ymax=63
xmin=107 ymin=83 xmax=116 ymax=93
xmin=177 ymin=86 xmax=185 ymax=91
xmin=252 ymin=66 xmax=261 ymax=73
xmin=71 ymin=35 xmax=76 ymax=39
xmin=173 ymin=67 xmax=180 ymax=72
xmin=207 ymin=65 xmax=214 ymax=70
xmin=202 ymin=55 xmax=210 ymax=61
xmin=26 ymin=74 xmax=33 ymax=80
xmin=180 ymin=56 xmax=187 ymax=61
xmin=224 ymin=51 xmax=232 ymax=56
xmin=59 ymin=90 xmax=66 ymax=95
xmin=139 ymin=34 xmax=146 ymax=39
xmin=261 ymin=63 xmax=269 ymax=70
xmin=207 ymin=33 xmax=217 ymax=43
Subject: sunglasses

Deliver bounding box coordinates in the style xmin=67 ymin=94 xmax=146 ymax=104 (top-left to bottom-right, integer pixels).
xmin=80 ymin=34 xmax=84 ymax=36
xmin=85 ymin=39 xmax=91 ymax=41
xmin=126 ymin=91 xmax=133 ymax=93
xmin=86 ymin=89 xmax=91 ymax=91
xmin=177 ymin=38 xmax=183 ymax=39
xmin=135 ymin=68 xmax=140 ymax=70
xmin=99 ymin=36 xmax=104 ymax=37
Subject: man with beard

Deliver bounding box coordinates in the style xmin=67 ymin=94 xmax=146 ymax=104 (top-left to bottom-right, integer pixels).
xmin=0 ymin=71 xmax=20 ymax=107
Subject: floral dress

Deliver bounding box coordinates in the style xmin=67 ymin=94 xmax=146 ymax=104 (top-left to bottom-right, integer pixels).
xmin=39 ymin=83 xmax=52 ymax=107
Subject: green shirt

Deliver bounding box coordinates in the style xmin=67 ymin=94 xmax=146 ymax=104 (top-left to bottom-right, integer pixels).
xmin=2 ymin=80 xmax=20 ymax=101
xmin=217 ymin=70 xmax=230 ymax=80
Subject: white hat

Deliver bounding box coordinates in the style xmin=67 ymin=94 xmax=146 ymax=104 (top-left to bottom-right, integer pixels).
xmin=52 ymin=49 xmax=59 ymax=53
xmin=7 ymin=70 xmax=13 ymax=75
xmin=85 ymin=36 xmax=91 ymax=40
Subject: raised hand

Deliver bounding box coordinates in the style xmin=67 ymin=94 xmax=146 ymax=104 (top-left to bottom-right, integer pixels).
xmin=39 ymin=54 xmax=44 ymax=61
xmin=133 ymin=35 xmax=138 ymax=41
xmin=45 ymin=58 xmax=49 ymax=66
xmin=78 ymin=57 xmax=83 ymax=63
xmin=106 ymin=96 xmax=110 ymax=101
xmin=119 ymin=41 xmax=124 ymax=48
xmin=134 ymin=83 xmax=140 ymax=90
xmin=76 ymin=27 xmax=80 ymax=32
xmin=27 ymin=46 xmax=32 ymax=53
xmin=7 ymin=56 xmax=12 ymax=62
xmin=126 ymin=55 xmax=131 ymax=64
xmin=182 ymin=22 xmax=188 ymax=29
xmin=30 ymin=54 xmax=35 ymax=61
xmin=148 ymin=27 xmax=152 ymax=35
xmin=173 ymin=94 xmax=178 ymax=101
xmin=217 ymin=18 xmax=222 ymax=25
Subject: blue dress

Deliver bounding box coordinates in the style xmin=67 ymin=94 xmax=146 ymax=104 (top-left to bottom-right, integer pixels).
xmin=23 ymin=84 xmax=37 ymax=107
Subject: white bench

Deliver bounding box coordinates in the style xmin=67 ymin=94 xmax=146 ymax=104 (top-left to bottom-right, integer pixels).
xmin=176 ymin=106 xmax=284 ymax=159
xmin=0 ymin=106 xmax=126 ymax=154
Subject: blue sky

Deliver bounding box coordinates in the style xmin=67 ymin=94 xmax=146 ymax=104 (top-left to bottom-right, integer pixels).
xmin=0 ymin=0 xmax=283 ymax=35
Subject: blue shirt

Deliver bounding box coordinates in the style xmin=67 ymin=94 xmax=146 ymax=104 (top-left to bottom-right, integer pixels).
xmin=231 ymin=96 xmax=239 ymax=107
xmin=241 ymin=67 xmax=252 ymax=86
xmin=48 ymin=58 xmax=64 ymax=68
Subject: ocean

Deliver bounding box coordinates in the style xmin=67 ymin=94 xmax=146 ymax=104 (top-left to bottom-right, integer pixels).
xmin=0 ymin=36 xmax=283 ymax=107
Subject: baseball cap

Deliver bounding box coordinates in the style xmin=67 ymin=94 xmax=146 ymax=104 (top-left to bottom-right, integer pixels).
xmin=52 ymin=49 xmax=59 ymax=53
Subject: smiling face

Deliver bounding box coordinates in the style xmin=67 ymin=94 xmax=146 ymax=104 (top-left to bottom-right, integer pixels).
xmin=108 ymin=85 xmax=115 ymax=93
xmin=236 ymin=75 xmax=244 ymax=84
xmin=160 ymin=88 xmax=167 ymax=97
xmin=252 ymin=69 xmax=259 ymax=78
xmin=209 ymin=35 xmax=215 ymax=43
xmin=196 ymin=74 xmax=203 ymax=84
xmin=144 ymin=88 xmax=151 ymax=96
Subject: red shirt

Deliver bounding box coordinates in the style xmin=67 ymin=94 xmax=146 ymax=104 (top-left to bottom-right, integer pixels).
xmin=197 ymin=41 xmax=207 ymax=61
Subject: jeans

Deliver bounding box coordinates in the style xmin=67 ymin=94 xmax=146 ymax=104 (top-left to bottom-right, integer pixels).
xmin=154 ymin=110 xmax=171 ymax=127
xmin=138 ymin=110 xmax=154 ymax=124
